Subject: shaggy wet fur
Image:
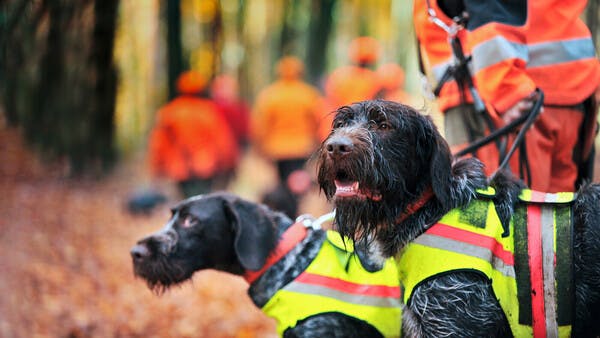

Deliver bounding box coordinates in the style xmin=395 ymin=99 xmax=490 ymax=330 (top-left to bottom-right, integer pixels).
xmin=315 ymin=100 xmax=600 ymax=337
xmin=130 ymin=192 xmax=385 ymax=338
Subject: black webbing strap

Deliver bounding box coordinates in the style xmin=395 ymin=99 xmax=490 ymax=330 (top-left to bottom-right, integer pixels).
xmin=454 ymin=89 xmax=544 ymax=183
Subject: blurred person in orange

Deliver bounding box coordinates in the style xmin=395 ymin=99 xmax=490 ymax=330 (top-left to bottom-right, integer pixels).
xmin=377 ymin=63 xmax=413 ymax=105
xmin=320 ymin=36 xmax=383 ymax=139
xmin=148 ymin=70 xmax=240 ymax=198
xmin=251 ymin=56 xmax=325 ymax=217
xmin=210 ymin=74 xmax=251 ymax=149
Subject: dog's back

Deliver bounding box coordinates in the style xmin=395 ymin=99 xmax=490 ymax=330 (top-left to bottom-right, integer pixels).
xmin=398 ymin=183 xmax=600 ymax=337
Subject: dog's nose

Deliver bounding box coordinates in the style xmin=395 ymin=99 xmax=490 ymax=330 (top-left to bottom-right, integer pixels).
xmin=325 ymin=136 xmax=354 ymax=158
xmin=130 ymin=243 xmax=150 ymax=261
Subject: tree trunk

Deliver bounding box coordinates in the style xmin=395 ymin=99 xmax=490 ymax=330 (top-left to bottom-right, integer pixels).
xmin=306 ymin=0 xmax=336 ymax=86
xmin=0 ymin=0 xmax=120 ymax=176
xmin=167 ymin=0 xmax=183 ymax=100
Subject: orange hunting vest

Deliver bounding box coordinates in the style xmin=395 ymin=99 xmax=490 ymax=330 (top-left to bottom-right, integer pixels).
xmin=413 ymin=0 xmax=474 ymax=112
xmin=465 ymin=0 xmax=600 ymax=114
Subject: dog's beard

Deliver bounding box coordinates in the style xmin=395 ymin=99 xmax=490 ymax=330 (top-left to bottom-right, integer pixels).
xmin=133 ymin=255 xmax=191 ymax=294
xmin=333 ymin=197 xmax=395 ymax=247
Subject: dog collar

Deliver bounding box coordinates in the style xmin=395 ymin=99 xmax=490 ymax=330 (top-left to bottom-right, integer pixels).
xmin=244 ymin=221 xmax=308 ymax=284
xmin=396 ymin=186 xmax=434 ymax=223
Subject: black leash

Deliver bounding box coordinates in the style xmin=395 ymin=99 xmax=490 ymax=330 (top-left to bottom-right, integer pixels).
xmin=454 ymin=89 xmax=544 ymax=182
xmin=422 ymin=4 xmax=542 ymax=182
xmin=423 ymin=5 xmax=508 ymax=160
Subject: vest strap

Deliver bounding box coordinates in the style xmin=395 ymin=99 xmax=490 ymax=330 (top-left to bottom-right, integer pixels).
xmin=244 ymin=222 xmax=308 ymax=284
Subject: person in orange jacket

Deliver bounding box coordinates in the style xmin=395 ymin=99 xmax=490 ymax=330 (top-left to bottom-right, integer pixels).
xmin=148 ymin=70 xmax=240 ymax=198
xmin=251 ymin=56 xmax=325 ymax=217
xmin=320 ymin=37 xmax=384 ymax=140
xmin=413 ymin=0 xmax=499 ymax=172
xmin=210 ymin=74 xmax=250 ymax=149
xmin=325 ymin=36 xmax=383 ymax=108
xmin=376 ymin=63 xmax=414 ymax=105
xmin=415 ymin=0 xmax=600 ymax=192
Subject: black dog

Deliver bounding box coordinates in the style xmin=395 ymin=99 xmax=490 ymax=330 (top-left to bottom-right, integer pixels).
xmin=315 ymin=100 xmax=600 ymax=337
xmin=130 ymin=192 xmax=402 ymax=338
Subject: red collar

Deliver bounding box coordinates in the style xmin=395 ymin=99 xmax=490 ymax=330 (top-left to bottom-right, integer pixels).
xmin=244 ymin=221 xmax=308 ymax=284
xmin=396 ymin=186 xmax=434 ymax=223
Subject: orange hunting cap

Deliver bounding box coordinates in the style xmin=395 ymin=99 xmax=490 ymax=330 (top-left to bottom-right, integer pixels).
xmin=349 ymin=36 xmax=381 ymax=64
xmin=176 ymin=70 xmax=208 ymax=94
xmin=377 ymin=63 xmax=405 ymax=89
xmin=276 ymin=56 xmax=305 ymax=80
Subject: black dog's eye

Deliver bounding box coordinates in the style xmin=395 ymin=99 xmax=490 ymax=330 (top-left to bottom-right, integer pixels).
xmin=333 ymin=121 xmax=344 ymax=129
xmin=180 ymin=214 xmax=197 ymax=228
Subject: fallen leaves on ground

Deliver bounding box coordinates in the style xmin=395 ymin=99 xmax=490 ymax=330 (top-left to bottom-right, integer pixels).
xmin=0 ymin=128 xmax=280 ymax=338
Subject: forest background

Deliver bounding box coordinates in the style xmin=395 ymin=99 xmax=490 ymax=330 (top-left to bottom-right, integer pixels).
xmin=1 ymin=1 xmax=599 ymax=337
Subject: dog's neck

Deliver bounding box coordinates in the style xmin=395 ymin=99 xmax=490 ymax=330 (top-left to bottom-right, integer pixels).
xmin=380 ymin=160 xmax=489 ymax=257
xmin=395 ymin=186 xmax=434 ymax=224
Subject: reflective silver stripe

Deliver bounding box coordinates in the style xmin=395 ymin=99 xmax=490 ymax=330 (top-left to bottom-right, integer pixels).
xmin=472 ymin=36 xmax=596 ymax=72
xmin=541 ymin=205 xmax=558 ymax=337
xmin=544 ymin=192 xmax=558 ymax=203
xmin=283 ymin=282 xmax=402 ymax=308
xmin=472 ymin=36 xmax=528 ymax=72
xmin=529 ymin=38 xmax=597 ymax=68
xmin=414 ymin=234 xmax=515 ymax=278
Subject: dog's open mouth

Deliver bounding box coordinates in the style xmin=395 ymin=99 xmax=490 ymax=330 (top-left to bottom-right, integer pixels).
xmin=334 ymin=171 xmax=381 ymax=201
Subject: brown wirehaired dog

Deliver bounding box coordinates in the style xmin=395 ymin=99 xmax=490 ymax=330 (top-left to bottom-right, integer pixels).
xmin=315 ymin=100 xmax=600 ymax=337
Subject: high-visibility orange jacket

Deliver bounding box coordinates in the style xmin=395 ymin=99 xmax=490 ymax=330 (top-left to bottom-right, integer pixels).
xmin=377 ymin=63 xmax=413 ymax=105
xmin=413 ymin=0 xmax=473 ymax=112
xmin=251 ymin=79 xmax=325 ymax=160
xmin=464 ymin=0 xmax=600 ymax=114
xmin=319 ymin=65 xmax=383 ymax=139
xmin=149 ymin=96 xmax=239 ymax=181
xmin=462 ymin=0 xmax=600 ymax=192
xmin=324 ymin=65 xmax=381 ymax=110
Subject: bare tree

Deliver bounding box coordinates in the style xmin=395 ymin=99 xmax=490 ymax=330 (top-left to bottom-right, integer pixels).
xmin=0 ymin=0 xmax=119 ymax=176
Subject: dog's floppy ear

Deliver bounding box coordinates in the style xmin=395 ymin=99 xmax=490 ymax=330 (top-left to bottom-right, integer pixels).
xmin=223 ymin=197 xmax=277 ymax=271
xmin=428 ymin=127 xmax=454 ymax=210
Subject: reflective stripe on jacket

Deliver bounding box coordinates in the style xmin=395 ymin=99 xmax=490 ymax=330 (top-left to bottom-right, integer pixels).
xmin=263 ymin=230 xmax=402 ymax=337
xmin=397 ymin=188 xmax=575 ymax=337
xmin=465 ymin=0 xmax=600 ymax=113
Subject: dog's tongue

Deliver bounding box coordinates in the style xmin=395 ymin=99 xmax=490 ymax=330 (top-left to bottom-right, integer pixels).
xmin=334 ymin=180 xmax=381 ymax=201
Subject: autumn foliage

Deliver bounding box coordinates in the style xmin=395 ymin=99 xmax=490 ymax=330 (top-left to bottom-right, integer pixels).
xmin=0 ymin=128 xmax=277 ymax=338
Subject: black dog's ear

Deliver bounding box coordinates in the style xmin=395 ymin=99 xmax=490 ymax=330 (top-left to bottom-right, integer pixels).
xmin=223 ymin=197 xmax=277 ymax=271
xmin=429 ymin=129 xmax=454 ymax=210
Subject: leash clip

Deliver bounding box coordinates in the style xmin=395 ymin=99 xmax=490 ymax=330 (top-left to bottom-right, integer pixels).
xmin=296 ymin=214 xmax=319 ymax=230
xmin=295 ymin=211 xmax=336 ymax=230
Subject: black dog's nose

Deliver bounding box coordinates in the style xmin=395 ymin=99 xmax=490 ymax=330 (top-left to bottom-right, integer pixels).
xmin=130 ymin=243 xmax=150 ymax=261
xmin=325 ymin=135 xmax=354 ymax=158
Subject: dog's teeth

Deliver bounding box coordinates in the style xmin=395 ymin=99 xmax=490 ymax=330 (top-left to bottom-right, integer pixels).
xmin=334 ymin=180 xmax=361 ymax=197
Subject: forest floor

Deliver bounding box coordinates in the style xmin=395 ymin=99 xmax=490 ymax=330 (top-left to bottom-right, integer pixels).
xmin=0 ymin=123 xmax=330 ymax=338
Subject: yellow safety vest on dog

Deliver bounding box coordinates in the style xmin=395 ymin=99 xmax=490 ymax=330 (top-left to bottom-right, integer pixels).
xmin=397 ymin=188 xmax=575 ymax=338
xmin=263 ymin=230 xmax=402 ymax=337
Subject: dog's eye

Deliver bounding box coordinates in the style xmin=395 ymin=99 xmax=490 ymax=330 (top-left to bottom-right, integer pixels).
xmin=333 ymin=121 xmax=344 ymax=129
xmin=369 ymin=120 xmax=391 ymax=131
xmin=378 ymin=122 xmax=391 ymax=130
xmin=180 ymin=215 xmax=197 ymax=228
